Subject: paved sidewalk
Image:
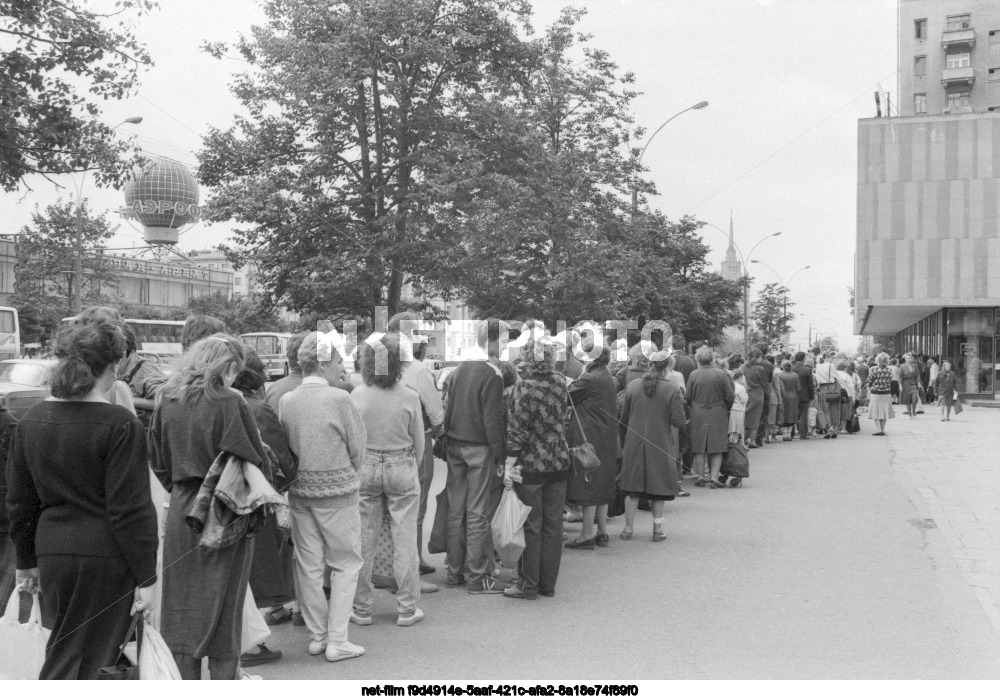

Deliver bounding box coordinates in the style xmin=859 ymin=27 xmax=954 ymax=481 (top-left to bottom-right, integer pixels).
xmin=884 ymin=405 xmax=1000 ymax=635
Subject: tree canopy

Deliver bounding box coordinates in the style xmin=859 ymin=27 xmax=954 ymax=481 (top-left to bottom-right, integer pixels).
xmin=0 ymin=1 xmax=154 ymax=191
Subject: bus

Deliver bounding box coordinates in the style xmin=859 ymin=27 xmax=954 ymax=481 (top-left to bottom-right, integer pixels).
xmin=62 ymin=317 xmax=185 ymax=367
xmin=241 ymin=332 xmax=293 ymax=380
xmin=0 ymin=307 xmax=19 ymax=361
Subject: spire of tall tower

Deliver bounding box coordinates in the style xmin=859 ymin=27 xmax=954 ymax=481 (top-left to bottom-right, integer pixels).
xmin=721 ymin=209 xmax=741 ymax=282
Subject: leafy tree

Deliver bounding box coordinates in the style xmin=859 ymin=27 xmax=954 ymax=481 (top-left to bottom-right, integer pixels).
xmin=12 ymin=199 xmax=120 ymax=342
xmin=0 ymin=1 xmax=153 ymax=191
xmin=751 ymin=281 xmax=795 ymax=345
xmin=198 ymin=0 xmax=534 ymax=324
xmin=185 ymin=292 xmax=287 ymax=336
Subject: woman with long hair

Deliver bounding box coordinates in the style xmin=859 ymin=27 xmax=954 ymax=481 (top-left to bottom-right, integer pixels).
xmin=865 ymin=353 xmax=895 ymax=436
xmin=150 ymin=335 xmax=272 ymax=680
xmin=618 ymin=350 xmax=687 ymax=542
xmin=7 ymin=316 xmax=157 ymax=679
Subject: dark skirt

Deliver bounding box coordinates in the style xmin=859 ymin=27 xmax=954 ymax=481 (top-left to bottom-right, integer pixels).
xmin=161 ymin=483 xmax=253 ymax=659
xmin=38 ymin=554 xmax=135 ymax=679
xmin=624 ymin=491 xmax=675 ymax=502
xmin=248 ymin=512 xmax=294 ymax=608
xmin=0 ymin=533 xmax=17 ymax=614
xmin=567 ymin=454 xmax=617 ymax=506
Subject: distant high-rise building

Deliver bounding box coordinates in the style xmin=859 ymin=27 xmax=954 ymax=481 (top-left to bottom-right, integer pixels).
xmin=720 ymin=211 xmax=742 ymax=282
xmin=898 ymin=0 xmax=1000 ymax=116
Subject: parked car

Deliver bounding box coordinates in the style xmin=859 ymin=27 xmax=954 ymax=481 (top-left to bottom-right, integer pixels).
xmin=0 ymin=359 xmax=56 ymax=419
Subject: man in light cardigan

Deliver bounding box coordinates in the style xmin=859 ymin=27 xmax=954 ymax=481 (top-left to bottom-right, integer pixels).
xmin=279 ymin=332 xmax=368 ymax=663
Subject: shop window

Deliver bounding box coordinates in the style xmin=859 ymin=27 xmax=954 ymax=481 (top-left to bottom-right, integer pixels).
xmin=946 ymin=309 xmax=995 ymax=394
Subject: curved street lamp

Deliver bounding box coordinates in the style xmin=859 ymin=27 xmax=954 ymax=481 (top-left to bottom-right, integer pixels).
xmin=631 ymin=101 xmax=709 ymax=216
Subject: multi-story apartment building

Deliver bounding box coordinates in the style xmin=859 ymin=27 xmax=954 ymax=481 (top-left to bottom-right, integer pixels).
xmin=855 ymin=1 xmax=1000 ymax=398
xmin=898 ymin=0 xmax=1000 ymax=116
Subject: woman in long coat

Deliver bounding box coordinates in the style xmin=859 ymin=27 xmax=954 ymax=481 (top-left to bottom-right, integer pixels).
xmin=934 ymin=360 xmax=958 ymax=421
xmin=565 ymin=345 xmax=619 ymax=549
xmin=618 ymin=350 xmax=687 ymax=542
xmin=234 ymin=351 xmax=297 ymax=667
xmin=686 ymin=347 xmax=736 ymax=489
xmin=772 ymin=359 xmax=801 ymax=441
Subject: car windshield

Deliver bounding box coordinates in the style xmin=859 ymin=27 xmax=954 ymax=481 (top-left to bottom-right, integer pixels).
xmin=0 ymin=363 xmax=49 ymax=387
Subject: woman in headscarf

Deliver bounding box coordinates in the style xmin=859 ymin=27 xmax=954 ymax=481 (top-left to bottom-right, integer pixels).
xmin=618 ymin=350 xmax=687 ymax=542
xmin=934 ymin=360 xmax=958 ymax=421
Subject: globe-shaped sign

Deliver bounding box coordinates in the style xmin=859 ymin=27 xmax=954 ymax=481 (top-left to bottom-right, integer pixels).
xmin=122 ymin=157 xmax=200 ymax=244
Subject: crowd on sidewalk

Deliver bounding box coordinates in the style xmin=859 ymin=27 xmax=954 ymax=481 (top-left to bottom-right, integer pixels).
xmin=0 ymin=309 xmax=966 ymax=679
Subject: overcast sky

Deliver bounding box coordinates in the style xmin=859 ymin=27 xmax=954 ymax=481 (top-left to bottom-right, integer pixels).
xmin=0 ymin=0 xmax=900 ymax=350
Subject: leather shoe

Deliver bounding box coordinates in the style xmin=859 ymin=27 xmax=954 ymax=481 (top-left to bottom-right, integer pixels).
xmin=595 ymin=534 xmax=609 ymax=547
xmin=419 ymin=563 xmax=436 ymax=575
xmin=503 ymin=585 xmax=537 ymax=600
xmin=565 ymin=536 xmax=595 ymax=550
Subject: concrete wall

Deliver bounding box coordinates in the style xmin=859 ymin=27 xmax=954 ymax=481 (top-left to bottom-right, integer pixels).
xmin=855 ymin=112 xmax=1000 ymax=333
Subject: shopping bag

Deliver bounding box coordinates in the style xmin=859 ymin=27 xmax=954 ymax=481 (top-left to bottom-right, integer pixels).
xmin=720 ymin=442 xmax=750 ymax=479
xmin=0 ymin=585 xmax=48 ymax=680
xmin=97 ymin=613 xmax=143 ymax=680
xmin=953 ymin=390 xmax=963 ymax=414
xmin=370 ymin=509 xmax=397 ymax=590
xmin=240 ymin=585 xmax=270 ymax=654
xmin=138 ymin=624 xmax=181 ymax=680
xmin=490 ymin=487 xmax=531 ymax=569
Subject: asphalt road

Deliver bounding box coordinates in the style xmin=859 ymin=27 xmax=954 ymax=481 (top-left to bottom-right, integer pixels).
xmin=257 ymin=423 xmax=1000 ymax=680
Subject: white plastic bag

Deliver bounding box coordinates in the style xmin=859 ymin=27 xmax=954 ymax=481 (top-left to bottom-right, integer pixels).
xmin=0 ymin=585 xmax=49 ymax=680
xmin=241 ymin=585 xmax=270 ymax=654
xmin=491 ymin=487 xmax=532 ymax=569
xmin=138 ymin=623 xmax=182 ymax=680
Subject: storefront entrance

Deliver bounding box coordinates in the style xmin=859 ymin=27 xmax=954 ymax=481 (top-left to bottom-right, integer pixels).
xmin=945 ymin=309 xmax=995 ymax=396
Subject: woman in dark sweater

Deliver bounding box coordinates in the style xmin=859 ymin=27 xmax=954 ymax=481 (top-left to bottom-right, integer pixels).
xmin=150 ymin=334 xmax=272 ymax=680
xmin=503 ymin=338 xmax=571 ymax=600
xmin=6 ymin=317 xmax=158 ymax=679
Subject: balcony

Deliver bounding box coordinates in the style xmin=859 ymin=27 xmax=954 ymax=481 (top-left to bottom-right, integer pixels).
xmin=941 ymin=28 xmax=975 ymax=48
xmin=941 ymin=65 xmax=975 ymax=86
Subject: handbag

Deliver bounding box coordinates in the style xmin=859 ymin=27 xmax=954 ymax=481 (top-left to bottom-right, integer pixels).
xmin=97 ymin=612 xmax=143 ymax=680
xmin=566 ymin=391 xmax=600 ymax=482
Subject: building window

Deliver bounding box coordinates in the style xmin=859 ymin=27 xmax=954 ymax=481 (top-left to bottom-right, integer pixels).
xmin=915 ymin=18 xmax=927 ymax=39
xmin=991 ymin=30 xmax=1000 ymax=44
xmin=914 ymin=93 xmax=927 ymax=114
xmin=235 ymin=277 xmax=242 ymax=286
xmin=946 ymin=52 xmax=971 ymax=68
xmin=914 ymin=56 xmax=927 ymax=76
xmin=947 ymin=90 xmax=971 ymax=109
xmin=946 ymin=14 xmax=971 ymax=31
xmin=990 ymin=68 xmax=1000 ymax=81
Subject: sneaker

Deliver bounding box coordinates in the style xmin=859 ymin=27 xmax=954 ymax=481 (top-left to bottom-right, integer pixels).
xmin=350 ymin=611 xmax=372 ymax=626
xmin=307 ymin=640 xmax=326 ymax=656
xmin=325 ymin=641 xmax=365 ymax=663
xmin=240 ymin=644 xmax=282 ymax=667
xmin=468 ymin=576 xmax=504 ymax=594
xmin=397 ymin=608 xmax=425 ymax=627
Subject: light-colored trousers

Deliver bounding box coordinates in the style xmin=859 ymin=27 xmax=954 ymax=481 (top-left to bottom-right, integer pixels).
xmin=289 ymin=496 xmax=363 ymax=645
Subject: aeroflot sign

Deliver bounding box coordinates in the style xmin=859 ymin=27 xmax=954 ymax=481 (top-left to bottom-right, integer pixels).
xmin=121 ymin=200 xmax=201 ymax=219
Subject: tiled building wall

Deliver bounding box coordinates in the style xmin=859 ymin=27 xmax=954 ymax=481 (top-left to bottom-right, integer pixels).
xmin=856 ymin=113 xmax=1000 ymax=307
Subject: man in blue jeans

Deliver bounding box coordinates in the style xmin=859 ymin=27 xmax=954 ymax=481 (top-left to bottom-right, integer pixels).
xmin=443 ymin=319 xmax=508 ymax=594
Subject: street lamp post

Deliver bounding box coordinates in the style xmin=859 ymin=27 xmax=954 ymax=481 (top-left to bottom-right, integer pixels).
xmin=73 ymin=116 xmax=143 ymax=314
xmin=631 ymin=101 xmax=709 ymax=217
xmin=750 ymin=260 xmax=810 ymax=344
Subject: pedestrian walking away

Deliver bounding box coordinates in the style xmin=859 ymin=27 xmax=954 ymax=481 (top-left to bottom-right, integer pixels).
xmin=7 ymin=313 xmax=158 ymax=679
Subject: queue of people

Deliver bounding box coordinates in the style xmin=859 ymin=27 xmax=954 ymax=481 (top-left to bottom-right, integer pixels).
xmin=0 ymin=307 xmax=967 ymax=679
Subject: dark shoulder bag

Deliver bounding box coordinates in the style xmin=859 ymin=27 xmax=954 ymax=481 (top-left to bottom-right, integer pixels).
xmin=566 ymin=391 xmax=600 ymax=482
